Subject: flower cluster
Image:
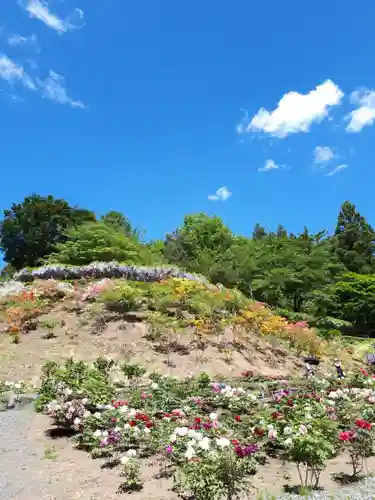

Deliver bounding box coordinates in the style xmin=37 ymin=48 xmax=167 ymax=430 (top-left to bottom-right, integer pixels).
xmin=13 ymin=262 xmax=207 ymax=284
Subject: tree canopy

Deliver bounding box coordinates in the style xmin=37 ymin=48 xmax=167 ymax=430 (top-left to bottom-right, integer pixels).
xmin=2 ymin=195 xmax=375 ymax=336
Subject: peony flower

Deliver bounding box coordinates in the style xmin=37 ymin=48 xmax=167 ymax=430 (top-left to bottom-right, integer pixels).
xmin=299 ymin=425 xmax=308 ymax=435
xmin=268 ymin=429 xmax=277 ymax=440
xmin=216 ymin=437 xmax=230 ymax=448
xmin=93 ymin=429 xmax=102 ymax=437
xmin=283 ymin=426 xmax=293 ymax=436
xmin=185 ymin=446 xmax=196 ymax=459
xmin=209 ymin=413 xmax=218 ymax=421
xmin=198 ymin=437 xmax=210 ymax=451
xmin=175 ymin=427 xmax=189 ymax=436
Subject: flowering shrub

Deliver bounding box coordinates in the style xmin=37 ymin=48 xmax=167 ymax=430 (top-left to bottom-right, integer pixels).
xmin=32 ymin=359 xmax=375 ymax=495
xmin=13 ymin=262 xmax=207 ymax=284
xmin=339 ymin=419 xmax=374 ymax=476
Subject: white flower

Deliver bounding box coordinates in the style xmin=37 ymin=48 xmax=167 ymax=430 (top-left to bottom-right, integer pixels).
xmin=216 ymin=437 xmax=230 ymax=448
xmin=175 ymin=427 xmax=189 ymax=437
xmin=126 ymin=449 xmax=137 ymax=457
xmin=209 ymin=413 xmax=218 ymax=421
xmin=102 ymin=430 xmax=109 ymax=437
xmin=185 ymin=446 xmax=195 ymax=459
xmin=305 ymin=413 xmax=312 ymax=420
xmin=299 ymin=425 xmax=308 ymax=435
xmin=284 ymin=438 xmax=293 ymax=446
xmin=93 ymin=429 xmax=102 ymax=438
xmin=124 ymin=423 xmax=130 ymax=430
xmin=120 ymin=456 xmax=130 ymax=465
xmin=73 ymin=418 xmax=81 ymax=426
xmin=151 ymin=382 xmax=159 ymax=389
xmin=132 ymin=426 xmax=140 ymax=434
xmin=94 ymin=412 xmax=102 ymax=419
xmin=14 ymin=383 xmax=21 ymax=390
xmin=267 ymin=424 xmax=274 ymax=431
xmin=188 ymin=430 xmax=203 ymax=441
xmin=198 ymin=437 xmax=210 ymax=451
xmin=268 ymin=429 xmax=277 ymax=440
xmin=4 ymin=381 xmax=13 ymax=387
xmin=283 ymin=426 xmax=293 ymax=436
xmin=83 ymin=411 xmax=91 ymax=418
xmin=114 ymin=426 xmax=122 ymax=432
xmin=120 ymin=406 xmax=129 ymax=414
xmin=170 ymin=434 xmax=177 ymax=443
xmin=128 ymin=409 xmax=137 ymax=417
xmin=144 ymin=427 xmax=151 ymax=434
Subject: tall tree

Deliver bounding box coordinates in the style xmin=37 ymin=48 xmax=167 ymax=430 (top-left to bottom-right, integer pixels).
xmin=252 ymin=223 xmax=267 ymax=240
xmin=0 ymin=194 xmax=95 ymax=269
xmin=333 ymin=201 xmax=375 ymax=274
xmin=164 ymin=213 xmax=233 ymax=274
xmin=101 ymin=211 xmax=140 ymax=239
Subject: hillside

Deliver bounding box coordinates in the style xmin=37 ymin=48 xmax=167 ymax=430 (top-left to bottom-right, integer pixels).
xmin=0 ymin=265 xmax=325 ymax=382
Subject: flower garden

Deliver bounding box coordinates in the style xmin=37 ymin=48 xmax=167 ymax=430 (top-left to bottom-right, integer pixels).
xmin=1 ymin=263 xmax=375 ymax=498
xmin=28 ymin=358 xmax=375 ymax=499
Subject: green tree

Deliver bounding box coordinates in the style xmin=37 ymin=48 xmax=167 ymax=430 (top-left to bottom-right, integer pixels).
xmin=0 ymin=194 xmax=95 ymax=269
xmin=333 ymin=201 xmax=375 ymax=274
xmin=101 ymin=211 xmax=141 ymax=239
xmin=252 ymin=223 xmax=267 ymax=240
xmin=164 ymin=213 xmax=233 ymax=275
xmin=46 ymin=222 xmax=162 ymax=266
xmin=313 ymin=273 xmax=375 ymax=335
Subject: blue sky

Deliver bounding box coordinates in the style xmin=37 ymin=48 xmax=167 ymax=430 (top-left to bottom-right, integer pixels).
xmin=1 ymin=0 xmax=375 ymax=243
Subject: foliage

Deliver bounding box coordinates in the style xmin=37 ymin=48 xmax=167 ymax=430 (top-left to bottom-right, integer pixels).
xmin=313 ymin=273 xmax=375 ymax=334
xmin=0 ymin=194 xmax=95 ymax=269
xmin=45 ymin=222 xmax=162 ymax=266
xmin=333 ymin=201 xmax=375 ymax=274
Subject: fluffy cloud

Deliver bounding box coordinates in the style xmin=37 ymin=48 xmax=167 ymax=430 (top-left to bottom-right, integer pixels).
xmin=23 ymin=0 xmax=85 ymax=34
xmin=0 ymin=55 xmax=35 ymax=90
xmin=325 ymin=164 xmax=348 ymax=177
xmin=258 ymin=159 xmax=279 ymax=172
xmin=314 ymin=146 xmax=335 ymax=165
xmin=346 ymin=90 xmax=375 ymax=133
xmin=244 ymin=80 xmax=343 ymax=138
xmin=208 ymin=186 xmax=232 ymax=201
xmin=37 ymin=71 xmax=84 ymax=108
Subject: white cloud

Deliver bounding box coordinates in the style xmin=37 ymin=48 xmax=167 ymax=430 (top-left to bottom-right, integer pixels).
xmin=37 ymin=71 xmax=84 ymax=108
xmin=346 ymin=89 xmax=375 ymax=132
xmin=208 ymin=186 xmax=232 ymax=201
xmin=246 ymin=80 xmax=343 ymax=138
xmin=314 ymin=146 xmax=335 ymax=165
xmin=8 ymin=33 xmax=38 ymax=47
xmin=0 ymin=54 xmax=36 ymax=90
xmin=23 ymin=0 xmax=85 ymax=34
xmin=258 ymin=159 xmax=279 ymax=172
xmin=325 ymin=164 xmax=348 ymax=177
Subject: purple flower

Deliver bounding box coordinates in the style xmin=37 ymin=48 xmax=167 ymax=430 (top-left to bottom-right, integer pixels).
xmin=166 ymin=445 xmax=173 ymax=454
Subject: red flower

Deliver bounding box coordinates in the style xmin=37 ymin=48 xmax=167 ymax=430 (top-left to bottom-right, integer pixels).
xmin=355 ymin=419 xmax=372 ymax=431
xmin=272 ymin=411 xmax=282 ymax=420
xmin=339 ymin=431 xmax=356 ymax=442
xmin=129 ymin=420 xmax=136 ymax=427
xmin=287 ymin=400 xmax=293 ymax=407
xmin=235 ymin=415 xmax=241 ymax=422
xmin=110 ymin=417 xmax=117 ymax=423
xmin=254 ymin=427 xmax=265 ymax=436
xmin=146 ymin=421 xmax=154 ymax=428
xmin=231 ymin=439 xmax=239 ymax=445
xmin=195 ymin=417 xmax=201 ymax=423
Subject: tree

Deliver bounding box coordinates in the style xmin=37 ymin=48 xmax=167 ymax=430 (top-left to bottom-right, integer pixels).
xmin=46 ymin=222 xmax=162 ymax=266
xmin=333 ymin=201 xmax=375 ymax=274
xmin=0 ymin=194 xmax=95 ymax=269
xmin=252 ymin=223 xmax=267 ymax=240
xmin=164 ymin=213 xmax=233 ymax=275
xmin=101 ymin=211 xmax=141 ymax=239
xmin=313 ymin=273 xmax=375 ymax=335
